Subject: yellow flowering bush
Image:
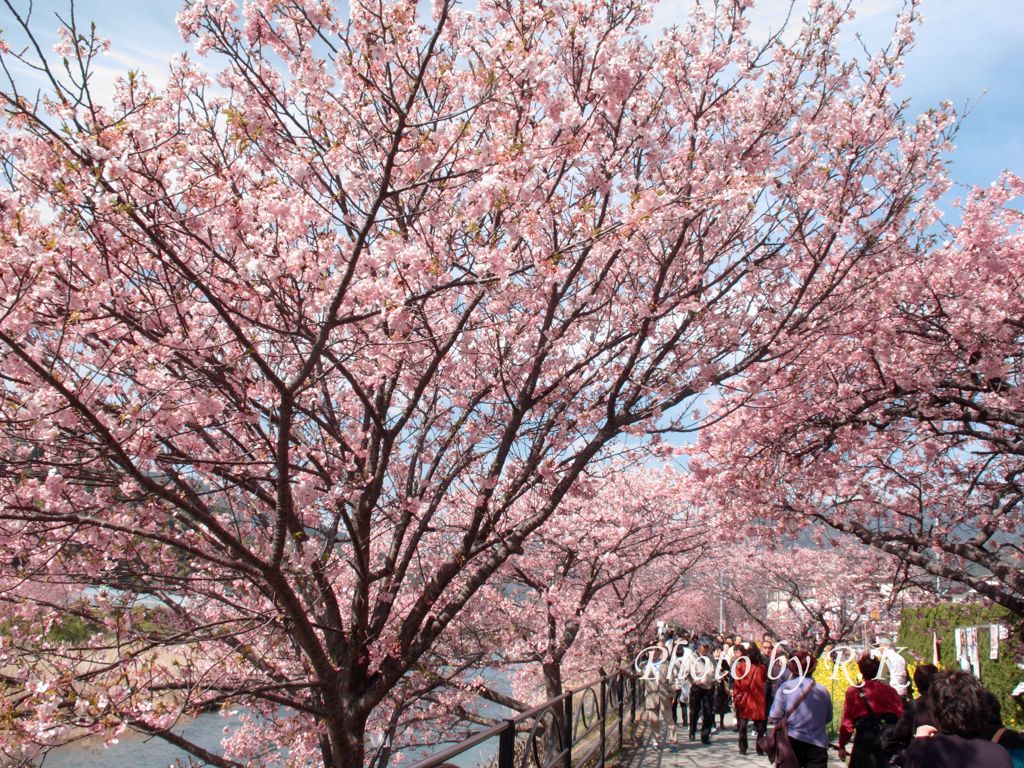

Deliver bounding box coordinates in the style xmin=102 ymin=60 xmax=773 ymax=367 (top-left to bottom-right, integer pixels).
xmin=813 ymin=653 xmax=860 ymax=739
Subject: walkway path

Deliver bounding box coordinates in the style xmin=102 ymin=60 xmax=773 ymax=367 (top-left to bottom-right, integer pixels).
xmin=618 ymin=713 xmax=844 ymax=768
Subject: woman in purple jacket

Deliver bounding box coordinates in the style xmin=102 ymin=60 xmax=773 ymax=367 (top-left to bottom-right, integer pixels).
xmin=767 ymin=651 xmax=833 ymax=768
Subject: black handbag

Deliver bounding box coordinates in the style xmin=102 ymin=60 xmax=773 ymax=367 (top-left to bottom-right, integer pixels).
xmin=850 ymin=688 xmax=899 ymax=768
xmin=757 ymin=680 xmax=815 ymax=768
xmin=880 ymin=700 xmax=916 ymax=757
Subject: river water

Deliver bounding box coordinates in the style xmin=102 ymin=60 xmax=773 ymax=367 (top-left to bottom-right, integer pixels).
xmin=39 ymin=672 xmax=512 ymax=767
xmin=39 ymin=712 xmax=502 ymax=768
xmin=41 ymin=712 xmax=503 ymax=768
xmin=39 ymin=712 xmax=238 ymax=767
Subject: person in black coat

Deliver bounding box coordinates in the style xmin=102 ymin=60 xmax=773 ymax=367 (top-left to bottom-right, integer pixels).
xmin=977 ymin=689 xmax=1024 ymax=763
xmin=883 ymin=664 xmax=937 ymax=757
xmin=895 ymin=671 xmax=1012 ymax=768
xmin=712 ymin=664 xmax=731 ymax=728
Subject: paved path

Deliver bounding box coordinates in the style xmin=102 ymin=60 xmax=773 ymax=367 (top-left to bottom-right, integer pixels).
xmin=617 ymin=713 xmax=845 ymax=768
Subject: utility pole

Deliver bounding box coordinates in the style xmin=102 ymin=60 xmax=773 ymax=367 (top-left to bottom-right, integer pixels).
xmin=719 ymin=572 xmax=725 ymax=634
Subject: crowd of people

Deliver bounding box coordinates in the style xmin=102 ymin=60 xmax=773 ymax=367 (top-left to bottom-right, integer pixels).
xmin=642 ymin=630 xmax=825 ymax=758
xmin=640 ymin=629 xmax=1024 ymax=767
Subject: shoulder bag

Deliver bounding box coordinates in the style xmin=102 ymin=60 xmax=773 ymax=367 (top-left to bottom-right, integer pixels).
xmin=756 ymin=680 xmax=815 ymax=768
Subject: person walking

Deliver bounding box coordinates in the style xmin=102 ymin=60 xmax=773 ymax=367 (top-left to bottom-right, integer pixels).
xmin=732 ymin=644 xmax=768 ymax=755
xmin=768 ymin=651 xmax=832 ymax=768
xmin=652 ymin=660 xmax=677 ymax=748
xmin=877 ymin=638 xmax=910 ymax=702
xmin=978 ymin=689 xmax=1024 ymax=765
xmin=686 ymin=638 xmax=716 ymax=744
xmin=762 ymin=637 xmax=780 ymax=716
xmin=671 ymin=640 xmax=691 ymax=734
xmin=838 ymin=653 xmax=903 ymax=768
xmin=712 ymin=648 xmax=731 ymax=730
xmin=643 ymin=643 xmax=676 ymax=748
xmin=896 ymin=670 xmax=1012 ymax=767
xmin=883 ymin=663 xmax=937 ymax=757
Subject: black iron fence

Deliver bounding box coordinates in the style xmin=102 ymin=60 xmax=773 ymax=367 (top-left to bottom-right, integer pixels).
xmin=408 ymin=669 xmax=646 ymax=768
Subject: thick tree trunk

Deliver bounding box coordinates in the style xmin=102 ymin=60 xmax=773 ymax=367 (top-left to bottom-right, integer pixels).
xmin=332 ymin=704 xmax=369 ymax=768
xmin=542 ymin=661 xmax=564 ymax=702
xmin=542 ymin=661 xmax=567 ymax=758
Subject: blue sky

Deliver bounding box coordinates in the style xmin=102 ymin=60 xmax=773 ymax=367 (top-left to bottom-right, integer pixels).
xmin=7 ymin=0 xmax=1022 ymax=191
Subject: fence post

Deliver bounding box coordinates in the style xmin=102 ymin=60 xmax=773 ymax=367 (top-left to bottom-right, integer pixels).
xmin=599 ymin=677 xmax=607 ymax=767
xmin=498 ymin=719 xmax=514 ymax=768
xmin=618 ymin=673 xmax=625 ymax=747
xmin=564 ymin=691 xmax=573 ymax=768
xmin=630 ymin=674 xmax=636 ymax=724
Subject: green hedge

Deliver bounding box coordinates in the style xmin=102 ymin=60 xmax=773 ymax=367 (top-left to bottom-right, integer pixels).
xmin=898 ymin=602 xmax=1022 ymax=727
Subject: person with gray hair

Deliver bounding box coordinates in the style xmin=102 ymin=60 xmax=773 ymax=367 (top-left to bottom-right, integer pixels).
xmin=877 ymin=638 xmax=910 ymax=700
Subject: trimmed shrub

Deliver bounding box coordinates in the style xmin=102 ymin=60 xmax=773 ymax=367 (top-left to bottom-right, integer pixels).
xmin=898 ymin=602 xmax=1022 ymax=728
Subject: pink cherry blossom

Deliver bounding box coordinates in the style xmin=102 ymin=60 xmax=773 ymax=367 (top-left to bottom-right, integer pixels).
xmin=0 ymin=0 xmax=964 ymax=765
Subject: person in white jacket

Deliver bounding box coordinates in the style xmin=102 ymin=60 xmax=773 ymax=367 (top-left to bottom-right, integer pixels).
xmin=877 ymin=638 xmax=910 ymax=700
xmin=642 ymin=643 xmax=678 ymax=748
xmin=671 ymin=641 xmax=692 ymax=732
xmin=686 ymin=639 xmax=717 ymax=744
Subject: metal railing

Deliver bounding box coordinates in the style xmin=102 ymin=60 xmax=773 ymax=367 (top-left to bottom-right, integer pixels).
xmin=409 ymin=668 xmax=646 ymax=768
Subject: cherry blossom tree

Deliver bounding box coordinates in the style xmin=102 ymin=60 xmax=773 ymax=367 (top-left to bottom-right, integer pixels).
xmin=364 ymin=466 xmax=705 ymax=766
xmin=690 ymin=174 xmax=1024 ymax=616
xmin=494 ymin=468 xmax=703 ymax=697
xmin=710 ymin=544 xmax=904 ymax=654
xmin=0 ymin=0 xmax=954 ymax=764
xmin=661 ymin=589 xmax=725 ymax=637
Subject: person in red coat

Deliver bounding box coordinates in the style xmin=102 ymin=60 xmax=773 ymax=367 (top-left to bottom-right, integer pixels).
xmin=838 ymin=653 xmax=904 ymax=767
xmin=732 ymin=644 xmax=768 ymax=755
